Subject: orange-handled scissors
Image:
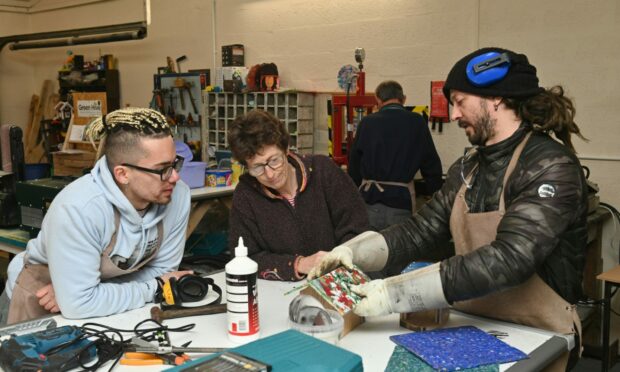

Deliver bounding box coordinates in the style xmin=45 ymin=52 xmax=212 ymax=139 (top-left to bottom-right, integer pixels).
xmin=120 ymin=352 xmax=190 ymax=366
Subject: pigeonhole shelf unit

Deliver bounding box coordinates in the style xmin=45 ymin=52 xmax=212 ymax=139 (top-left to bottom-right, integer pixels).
xmin=201 ymin=91 xmax=315 ymax=161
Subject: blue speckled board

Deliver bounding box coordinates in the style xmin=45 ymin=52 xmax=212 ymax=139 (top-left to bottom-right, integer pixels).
xmin=389 ymin=326 xmax=527 ymax=371
xmin=385 ymin=346 xmax=499 ymax=372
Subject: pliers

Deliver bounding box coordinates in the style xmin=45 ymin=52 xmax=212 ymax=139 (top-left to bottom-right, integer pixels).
xmin=120 ymin=352 xmax=190 ymax=366
xmin=121 ymin=337 xmax=191 ymax=366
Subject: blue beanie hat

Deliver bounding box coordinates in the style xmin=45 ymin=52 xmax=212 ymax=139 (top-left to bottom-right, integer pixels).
xmin=443 ymin=47 xmax=544 ymax=101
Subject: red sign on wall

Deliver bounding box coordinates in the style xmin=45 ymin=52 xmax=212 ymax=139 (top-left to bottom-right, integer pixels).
xmin=430 ymin=81 xmax=449 ymax=120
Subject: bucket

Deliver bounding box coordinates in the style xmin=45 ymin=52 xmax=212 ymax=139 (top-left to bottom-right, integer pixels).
xmin=180 ymin=161 xmax=207 ymax=188
xmin=175 ymin=140 xmax=193 ymax=162
xmin=24 ymin=163 xmax=50 ymax=180
xmin=206 ymin=168 xmax=232 ymax=187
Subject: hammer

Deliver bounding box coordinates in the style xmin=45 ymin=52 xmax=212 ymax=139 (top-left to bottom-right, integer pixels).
xmin=151 ymin=303 xmax=227 ymax=323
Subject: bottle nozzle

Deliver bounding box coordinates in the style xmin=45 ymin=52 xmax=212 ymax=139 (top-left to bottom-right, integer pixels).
xmin=236 ymin=236 xmax=248 ymax=257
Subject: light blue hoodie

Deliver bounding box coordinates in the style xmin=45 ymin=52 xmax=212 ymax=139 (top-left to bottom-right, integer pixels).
xmin=7 ymin=156 xmax=190 ymax=319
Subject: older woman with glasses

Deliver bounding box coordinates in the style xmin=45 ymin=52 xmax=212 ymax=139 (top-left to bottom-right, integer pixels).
xmin=227 ymin=110 xmax=370 ymax=281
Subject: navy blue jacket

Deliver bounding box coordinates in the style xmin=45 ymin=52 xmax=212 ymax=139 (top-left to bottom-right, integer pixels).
xmin=348 ymin=103 xmax=443 ymax=210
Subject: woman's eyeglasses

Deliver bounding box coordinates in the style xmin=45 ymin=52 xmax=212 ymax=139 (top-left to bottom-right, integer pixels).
xmin=248 ymin=154 xmax=285 ymax=177
xmin=122 ymin=155 xmax=184 ymax=181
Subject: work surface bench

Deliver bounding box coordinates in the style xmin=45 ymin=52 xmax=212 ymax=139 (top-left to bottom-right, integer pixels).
xmin=0 ymin=185 xmax=235 ymax=256
xmin=51 ymin=271 xmax=571 ymax=371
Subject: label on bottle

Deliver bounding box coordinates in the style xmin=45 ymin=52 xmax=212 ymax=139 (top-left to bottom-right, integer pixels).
xmin=226 ymin=273 xmax=259 ymax=336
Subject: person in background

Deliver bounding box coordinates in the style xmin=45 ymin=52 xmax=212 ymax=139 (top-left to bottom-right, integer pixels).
xmin=0 ymin=108 xmax=192 ymax=325
xmin=227 ymin=109 xmax=369 ymax=281
xmin=348 ymin=80 xmax=443 ymax=233
xmin=311 ymin=48 xmax=588 ymax=370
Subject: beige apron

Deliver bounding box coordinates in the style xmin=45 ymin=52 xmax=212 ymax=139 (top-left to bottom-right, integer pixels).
xmin=360 ymin=179 xmax=416 ymax=211
xmin=7 ymin=208 xmax=163 ymax=324
xmin=450 ymin=133 xmax=580 ymax=371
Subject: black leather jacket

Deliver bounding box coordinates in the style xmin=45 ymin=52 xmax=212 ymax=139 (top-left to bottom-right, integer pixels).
xmin=382 ymin=125 xmax=588 ymax=304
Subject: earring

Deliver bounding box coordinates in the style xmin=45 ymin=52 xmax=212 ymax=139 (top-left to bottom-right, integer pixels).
xmin=493 ymin=103 xmax=499 ymax=112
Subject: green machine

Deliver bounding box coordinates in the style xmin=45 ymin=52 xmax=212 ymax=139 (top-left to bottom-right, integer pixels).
xmin=16 ymin=177 xmax=76 ymax=238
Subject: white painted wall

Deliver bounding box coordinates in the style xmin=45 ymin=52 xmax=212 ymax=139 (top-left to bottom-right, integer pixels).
xmin=1 ymin=0 xmax=619 ymax=213
xmin=0 ymin=11 xmax=34 ymax=128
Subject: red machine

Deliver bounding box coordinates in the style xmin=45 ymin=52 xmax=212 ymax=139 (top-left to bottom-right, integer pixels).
xmin=329 ymin=48 xmax=376 ymax=167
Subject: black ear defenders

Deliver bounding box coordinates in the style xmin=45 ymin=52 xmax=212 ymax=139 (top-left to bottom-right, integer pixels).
xmin=158 ymin=275 xmax=222 ymax=310
xmin=466 ymin=51 xmax=511 ymax=87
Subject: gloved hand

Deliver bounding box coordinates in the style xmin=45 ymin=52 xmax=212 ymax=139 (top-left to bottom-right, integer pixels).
xmin=307 ymin=231 xmax=389 ymax=279
xmin=296 ymin=251 xmax=330 ymax=276
xmin=351 ymin=279 xmax=392 ymax=316
xmin=307 ymin=245 xmax=354 ymax=279
xmin=351 ymin=262 xmax=449 ymax=317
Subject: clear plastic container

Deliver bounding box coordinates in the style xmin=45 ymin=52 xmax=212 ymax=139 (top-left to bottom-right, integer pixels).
xmin=179 ymin=161 xmax=206 ymax=188
xmin=289 ymin=309 xmax=344 ymax=345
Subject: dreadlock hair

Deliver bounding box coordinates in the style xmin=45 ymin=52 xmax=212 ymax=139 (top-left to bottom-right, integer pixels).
xmin=227 ymin=109 xmax=289 ymax=165
xmin=85 ymin=107 xmax=172 ymax=170
xmin=503 ymin=86 xmax=587 ymax=153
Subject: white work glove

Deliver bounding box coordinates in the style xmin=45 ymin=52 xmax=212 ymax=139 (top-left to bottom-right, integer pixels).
xmin=351 ymin=279 xmax=392 ymax=316
xmin=307 ymin=231 xmax=389 ymax=279
xmin=352 ymin=262 xmax=449 ymax=317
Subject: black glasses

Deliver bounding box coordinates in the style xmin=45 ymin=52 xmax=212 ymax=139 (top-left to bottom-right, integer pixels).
xmin=247 ymin=154 xmax=285 ymax=177
xmin=122 ymin=155 xmax=184 ymax=181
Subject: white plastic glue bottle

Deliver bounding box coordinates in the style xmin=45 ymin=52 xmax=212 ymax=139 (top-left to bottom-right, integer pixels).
xmin=225 ymin=237 xmax=260 ymax=343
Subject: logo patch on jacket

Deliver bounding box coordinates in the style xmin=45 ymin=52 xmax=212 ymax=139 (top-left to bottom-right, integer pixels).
xmin=538 ymin=184 xmax=556 ymax=198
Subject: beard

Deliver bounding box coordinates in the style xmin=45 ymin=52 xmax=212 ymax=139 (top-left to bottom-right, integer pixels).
xmin=459 ymin=103 xmax=496 ymax=146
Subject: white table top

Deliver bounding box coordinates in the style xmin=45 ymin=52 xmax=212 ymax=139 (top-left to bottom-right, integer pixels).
xmin=189 ymin=185 xmax=235 ymax=201
xmin=54 ymin=272 xmax=567 ymax=371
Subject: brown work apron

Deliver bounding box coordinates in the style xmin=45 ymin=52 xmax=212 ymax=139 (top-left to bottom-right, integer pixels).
xmin=450 ymin=132 xmax=581 ymax=371
xmin=360 ymin=179 xmax=416 ymax=211
xmin=7 ymin=209 xmax=163 ymax=324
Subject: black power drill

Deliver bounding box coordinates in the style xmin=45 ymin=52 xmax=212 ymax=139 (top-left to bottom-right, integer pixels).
xmin=0 ymin=325 xmax=96 ymax=371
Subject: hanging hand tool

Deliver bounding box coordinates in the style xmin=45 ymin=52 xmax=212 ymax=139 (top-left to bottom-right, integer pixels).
xmin=150 ymin=303 xmax=227 ymax=322
xmin=176 ymin=55 xmax=187 ymax=74
xmin=150 ymin=89 xmax=165 ymax=114
xmin=163 ymin=88 xmax=175 ymax=116
xmin=174 ymin=77 xmax=186 ymax=110
xmin=184 ymin=81 xmax=198 ymax=114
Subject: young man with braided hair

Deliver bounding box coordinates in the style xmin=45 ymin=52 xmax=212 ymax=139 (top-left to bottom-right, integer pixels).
xmin=311 ymin=48 xmax=588 ymax=369
xmin=0 ymin=107 xmax=192 ymax=324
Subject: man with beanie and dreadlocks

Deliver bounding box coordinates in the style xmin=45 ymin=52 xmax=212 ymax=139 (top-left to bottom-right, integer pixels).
xmin=0 ymin=108 xmax=192 ymax=325
xmin=310 ymin=48 xmax=588 ymax=369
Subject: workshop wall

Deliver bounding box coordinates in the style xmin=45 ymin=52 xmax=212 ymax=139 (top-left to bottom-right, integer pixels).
xmin=213 ymin=0 xmax=620 ymax=211
xmin=0 ymin=12 xmax=34 ymax=129
xmin=214 ymin=0 xmax=475 ymax=165
xmin=0 ymin=0 xmax=215 ymax=126
xmin=0 ymin=0 xmax=619 ymax=212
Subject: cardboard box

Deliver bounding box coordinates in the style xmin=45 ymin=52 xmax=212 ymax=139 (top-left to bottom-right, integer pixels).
xmin=72 ymin=92 xmax=107 ymax=125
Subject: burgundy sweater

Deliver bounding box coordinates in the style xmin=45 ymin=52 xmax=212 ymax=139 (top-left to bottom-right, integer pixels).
xmin=228 ymin=153 xmax=370 ymax=281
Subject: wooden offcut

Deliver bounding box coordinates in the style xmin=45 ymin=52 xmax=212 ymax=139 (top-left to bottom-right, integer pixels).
xmin=25 ymin=80 xmax=54 ymax=164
